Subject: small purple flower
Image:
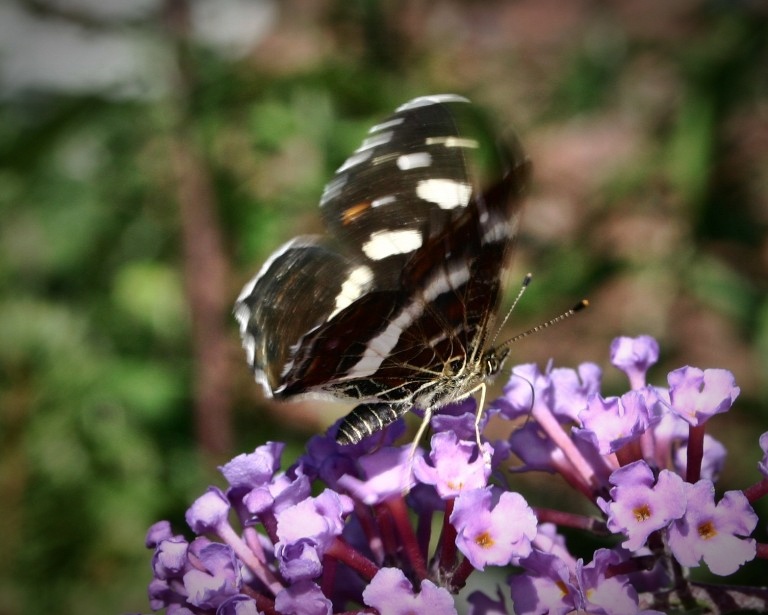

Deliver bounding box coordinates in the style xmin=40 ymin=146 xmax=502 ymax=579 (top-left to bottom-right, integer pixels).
xmin=531 ymin=522 xmax=577 ymax=568
xmin=217 ymin=594 xmax=263 ymax=615
xmin=549 ymin=363 xmax=602 ymax=421
xmin=186 ymin=487 xmax=230 ymax=535
xmin=597 ymin=461 xmax=686 ymax=551
xmin=450 ymin=487 xmax=537 ymax=569
xmin=277 ymin=539 xmax=323 ymax=580
xmin=362 ymin=567 xmax=458 ymax=615
xmin=274 ymin=579 xmax=333 ymax=615
xmin=274 ymin=489 xmax=351 ymax=580
xmin=667 ymin=481 xmax=758 ymax=575
xmin=182 ymin=542 xmax=241 ymax=609
xmin=146 ymin=520 xmax=176 ymax=547
xmin=148 ymin=577 xmax=183 ymax=611
xmin=336 ymin=444 xmax=416 ymax=503
xmin=494 ymin=362 xmax=551 ymax=419
xmin=430 ymin=397 xmax=488 ymax=442
xmin=496 ymin=361 xmax=600 ymax=423
xmin=276 ymin=489 xmax=351 ymax=548
xmin=152 ymin=536 xmax=189 ymax=579
xmin=509 ymin=550 xmax=577 ymax=615
xmin=413 ymin=431 xmax=492 ymax=498
xmin=301 ymin=431 xmax=359 ymax=488
xmin=301 ymin=420 xmax=404 ymax=490
xmin=243 ymin=468 xmax=312 ymax=517
xmin=467 ymin=586 xmax=509 ymax=615
xmin=575 ymin=390 xmax=654 ymax=455
xmin=508 ymin=420 xmax=608 ymax=499
xmin=220 ymin=442 xmax=284 ymax=489
xmin=668 ymin=366 xmax=740 ymax=426
xmin=646 ymin=399 xmax=685 ymax=465
xmin=610 ymin=335 xmax=659 ymax=390
xmin=499 ymin=361 xmax=609 ymax=497
xmin=575 ymin=549 xmax=642 ymax=615
xmin=759 ymin=431 xmax=768 ymax=477
xmin=507 ymin=423 xmax=560 ymax=473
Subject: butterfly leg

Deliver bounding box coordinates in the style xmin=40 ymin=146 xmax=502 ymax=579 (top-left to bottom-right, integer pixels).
xmin=474 ymin=383 xmax=487 ymax=452
xmin=408 ymin=406 xmax=435 ymax=465
xmin=471 ymin=383 xmax=493 ymax=468
xmin=335 ymin=402 xmax=410 ymax=445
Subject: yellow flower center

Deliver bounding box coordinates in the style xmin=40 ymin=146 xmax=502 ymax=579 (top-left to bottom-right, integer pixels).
xmin=474 ymin=531 xmax=495 ymax=549
xmin=633 ymin=503 xmax=652 ymax=522
xmin=698 ymin=521 xmax=717 ymax=540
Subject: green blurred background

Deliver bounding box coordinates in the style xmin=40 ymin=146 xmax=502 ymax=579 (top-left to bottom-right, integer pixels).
xmin=1 ymin=0 xmax=767 ymax=613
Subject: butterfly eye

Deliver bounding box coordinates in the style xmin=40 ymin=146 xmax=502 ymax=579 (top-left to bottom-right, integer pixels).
xmin=492 ymin=347 xmax=512 ymax=375
xmin=485 ymin=354 xmax=500 ymax=376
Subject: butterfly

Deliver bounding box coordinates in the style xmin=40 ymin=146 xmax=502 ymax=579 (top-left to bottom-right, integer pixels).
xmin=234 ymin=94 xmax=532 ymax=447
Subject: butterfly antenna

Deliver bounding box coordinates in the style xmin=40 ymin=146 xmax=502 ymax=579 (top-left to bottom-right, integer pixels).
xmin=490 ymin=273 xmax=533 ymax=345
xmin=497 ymin=298 xmax=589 ymax=352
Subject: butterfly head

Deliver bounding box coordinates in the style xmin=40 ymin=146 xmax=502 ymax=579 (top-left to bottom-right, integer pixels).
xmin=484 ymin=347 xmax=510 ymax=380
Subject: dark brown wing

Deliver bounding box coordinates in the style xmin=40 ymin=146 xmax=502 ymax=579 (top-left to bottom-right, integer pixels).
xmin=234 ymin=94 xmax=529 ymax=407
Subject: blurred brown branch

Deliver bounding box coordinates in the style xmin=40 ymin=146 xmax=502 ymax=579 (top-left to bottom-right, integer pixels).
xmin=164 ymin=0 xmax=234 ymax=459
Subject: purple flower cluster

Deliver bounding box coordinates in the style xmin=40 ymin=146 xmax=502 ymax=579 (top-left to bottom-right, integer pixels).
xmin=145 ymin=336 xmax=768 ymax=614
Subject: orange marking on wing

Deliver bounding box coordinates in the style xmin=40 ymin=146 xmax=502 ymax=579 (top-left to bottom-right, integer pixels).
xmin=342 ymin=202 xmax=371 ymax=225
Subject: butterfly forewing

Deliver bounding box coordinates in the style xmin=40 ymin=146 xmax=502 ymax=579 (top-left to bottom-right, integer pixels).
xmin=235 ymin=94 xmax=529 ymax=442
xmin=320 ymin=94 xmax=518 ymax=289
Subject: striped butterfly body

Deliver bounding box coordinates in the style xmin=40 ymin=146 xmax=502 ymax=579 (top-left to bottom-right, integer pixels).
xmin=235 ymin=94 xmax=530 ymax=445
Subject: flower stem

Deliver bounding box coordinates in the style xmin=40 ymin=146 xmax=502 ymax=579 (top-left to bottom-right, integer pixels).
xmin=437 ymin=498 xmax=458 ymax=576
xmin=686 ymin=423 xmax=705 ymax=483
xmin=326 ymin=537 xmax=380 ymax=581
xmin=743 ymin=477 xmax=768 ymax=504
xmin=533 ymin=403 xmax=600 ymax=496
xmin=534 ymin=507 xmax=608 ymax=535
xmin=386 ymin=496 xmax=428 ymax=581
xmin=449 ymin=556 xmax=476 ymax=591
xmin=218 ymin=521 xmax=284 ymax=595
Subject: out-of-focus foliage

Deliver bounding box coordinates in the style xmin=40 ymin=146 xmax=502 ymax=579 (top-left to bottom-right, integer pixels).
xmin=0 ymin=0 xmax=766 ymax=613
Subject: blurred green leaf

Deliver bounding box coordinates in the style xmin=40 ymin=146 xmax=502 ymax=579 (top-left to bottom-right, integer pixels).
xmin=666 ymin=95 xmax=715 ymax=208
xmin=111 ymin=261 xmax=187 ymax=340
xmin=687 ymin=254 xmax=755 ymax=323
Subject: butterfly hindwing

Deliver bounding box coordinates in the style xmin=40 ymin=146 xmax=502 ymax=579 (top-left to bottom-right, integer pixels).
xmin=234 ymin=237 xmax=376 ymax=394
